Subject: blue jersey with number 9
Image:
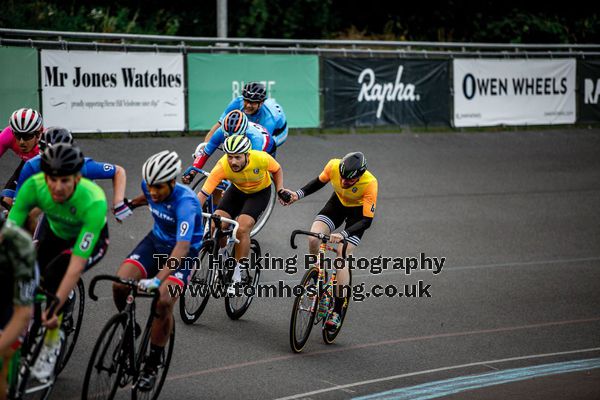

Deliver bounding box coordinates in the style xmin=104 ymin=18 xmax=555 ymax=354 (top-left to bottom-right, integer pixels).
xmin=141 ymin=181 xmax=204 ymax=249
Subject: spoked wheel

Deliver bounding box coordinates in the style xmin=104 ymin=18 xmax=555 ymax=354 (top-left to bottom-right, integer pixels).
xmin=323 ymin=269 xmax=353 ymax=344
xmin=56 ymin=278 xmax=85 ymax=375
xmin=250 ymin=182 xmax=276 ymax=238
xmin=14 ymin=324 xmax=53 ymax=400
xmin=82 ymin=313 xmax=128 ymax=400
xmin=179 ymin=240 xmax=214 ymax=324
xmin=225 ymin=239 xmax=261 ymax=320
xmin=132 ymin=321 xmax=175 ymax=400
xmin=289 ymin=267 xmax=319 ymax=353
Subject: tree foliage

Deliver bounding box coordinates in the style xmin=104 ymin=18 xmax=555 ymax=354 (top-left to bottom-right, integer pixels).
xmin=1 ymin=0 xmax=598 ymax=43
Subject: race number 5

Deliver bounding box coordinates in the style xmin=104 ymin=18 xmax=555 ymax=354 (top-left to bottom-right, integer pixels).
xmin=80 ymin=232 xmax=95 ymax=251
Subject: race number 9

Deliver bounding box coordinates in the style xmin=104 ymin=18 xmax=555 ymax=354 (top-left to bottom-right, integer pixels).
xmin=179 ymin=221 xmax=189 ymax=237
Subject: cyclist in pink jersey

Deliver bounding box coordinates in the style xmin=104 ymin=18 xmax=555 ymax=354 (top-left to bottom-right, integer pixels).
xmin=0 ymin=108 xmax=44 ymax=209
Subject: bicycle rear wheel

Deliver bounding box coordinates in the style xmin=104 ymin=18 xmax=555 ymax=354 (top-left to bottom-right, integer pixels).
xmin=224 ymin=239 xmax=261 ymax=320
xmin=132 ymin=322 xmax=175 ymax=400
xmin=82 ymin=313 xmax=128 ymax=400
xmin=179 ymin=241 xmax=214 ymax=324
xmin=289 ymin=267 xmax=319 ymax=353
xmin=56 ymin=278 xmax=85 ymax=375
xmin=250 ymin=182 xmax=276 ymax=237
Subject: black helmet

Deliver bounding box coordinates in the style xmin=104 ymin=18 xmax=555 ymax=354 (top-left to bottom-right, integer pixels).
xmin=41 ymin=143 xmax=84 ymax=177
xmin=242 ymin=82 xmax=267 ymax=102
xmin=339 ymin=152 xmax=367 ymax=179
xmin=39 ymin=127 xmax=73 ymax=152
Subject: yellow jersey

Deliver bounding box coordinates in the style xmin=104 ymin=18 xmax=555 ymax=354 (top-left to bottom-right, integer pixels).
xmin=319 ymin=159 xmax=378 ymax=217
xmin=202 ymin=150 xmax=281 ymax=195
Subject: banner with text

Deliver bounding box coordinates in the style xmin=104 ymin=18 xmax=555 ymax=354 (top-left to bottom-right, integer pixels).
xmin=41 ymin=50 xmax=184 ymax=132
xmin=323 ymin=58 xmax=450 ymax=127
xmin=453 ymin=59 xmax=576 ymax=127
xmin=187 ymin=54 xmax=319 ymax=130
xmin=578 ymin=60 xmax=600 ymax=123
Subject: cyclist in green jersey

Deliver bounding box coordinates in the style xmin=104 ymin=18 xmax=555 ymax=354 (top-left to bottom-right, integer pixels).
xmin=0 ymin=213 xmax=37 ymax=400
xmin=8 ymin=143 xmax=109 ymax=381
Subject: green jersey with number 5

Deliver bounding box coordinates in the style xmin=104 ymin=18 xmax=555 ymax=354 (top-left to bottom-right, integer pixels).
xmin=8 ymin=173 xmax=107 ymax=258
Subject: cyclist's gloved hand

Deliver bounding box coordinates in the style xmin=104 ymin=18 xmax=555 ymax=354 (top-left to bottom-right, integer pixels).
xmin=277 ymin=189 xmax=296 ymax=205
xmin=182 ymin=169 xmax=197 ymax=185
xmin=113 ymin=198 xmax=133 ymax=222
xmin=138 ymin=277 xmax=161 ymax=292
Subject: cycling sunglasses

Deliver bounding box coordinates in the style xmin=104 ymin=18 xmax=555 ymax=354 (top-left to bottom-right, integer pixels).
xmin=13 ymin=132 xmax=38 ymax=141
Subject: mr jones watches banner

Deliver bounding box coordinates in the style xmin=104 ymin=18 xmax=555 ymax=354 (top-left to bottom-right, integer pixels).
xmin=41 ymin=50 xmax=185 ymax=132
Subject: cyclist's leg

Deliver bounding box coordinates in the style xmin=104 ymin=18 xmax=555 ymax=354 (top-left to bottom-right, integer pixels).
xmin=235 ymin=185 xmax=271 ymax=260
xmin=215 ymin=185 xmax=244 ymax=248
xmin=309 ymin=193 xmax=346 ymax=255
xmin=112 ymin=233 xmax=154 ymax=311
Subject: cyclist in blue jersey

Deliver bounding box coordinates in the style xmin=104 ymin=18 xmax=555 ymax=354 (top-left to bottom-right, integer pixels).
xmin=112 ymin=150 xmax=203 ymax=392
xmin=182 ymin=109 xmax=275 ymax=183
xmin=202 ymin=81 xmax=288 ymax=148
xmin=9 ymin=127 xmax=132 ymax=223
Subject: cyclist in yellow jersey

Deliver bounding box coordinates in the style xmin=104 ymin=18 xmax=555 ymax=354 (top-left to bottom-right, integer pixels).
xmin=280 ymin=152 xmax=378 ymax=330
xmin=199 ymin=135 xmax=286 ymax=294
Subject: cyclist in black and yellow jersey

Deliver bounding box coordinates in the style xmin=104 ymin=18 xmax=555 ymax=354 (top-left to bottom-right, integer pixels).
xmin=198 ymin=135 xmax=286 ymax=294
xmin=280 ymin=152 xmax=378 ymax=330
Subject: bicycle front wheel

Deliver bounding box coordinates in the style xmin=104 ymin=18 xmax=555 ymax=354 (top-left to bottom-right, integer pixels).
xmin=289 ymin=267 xmax=319 ymax=353
xmin=179 ymin=241 xmax=214 ymax=324
xmin=82 ymin=313 xmax=128 ymax=400
xmin=56 ymin=278 xmax=85 ymax=375
xmin=224 ymin=239 xmax=261 ymax=320
xmin=250 ymin=182 xmax=276 ymax=238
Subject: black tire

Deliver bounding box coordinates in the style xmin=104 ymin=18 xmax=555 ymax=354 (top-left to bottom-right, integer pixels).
xmin=179 ymin=241 xmax=215 ymax=324
xmin=13 ymin=322 xmax=51 ymax=400
xmin=250 ymin=182 xmax=276 ymax=238
xmin=323 ymin=269 xmax=353 ymax=344
xmin=224 ymin=239 xmax=261 ymax=320
xmin=82 ymin=313 xmax=129 ymax=400
xmin=289 ymin=267 xmax=320 ymax=353
xmin=55 ymin=278 xmax=85 ymax=375
xmin=132 ymin=321 xmax=175 ymax=400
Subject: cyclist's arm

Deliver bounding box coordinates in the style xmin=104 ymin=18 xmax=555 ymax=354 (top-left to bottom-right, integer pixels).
xmin=13 ymin=160 xmax=36 ymax=198
xmin=82 ymin=160 xmax=126 ymax=206
xmin=272 ymin=121 xmax=288 ymax=147
xmin=0 ymin=306 xmax=31 ymax=354
xmin=193 ymin=128 xmax=225 ymax=169
xmin=7 ymin=178 xmax=37 ymax=226
xmin=204 ymin=121 xmax=222 ymax=142
xmin=266 ymin=155 xmax=284 ymax=191
xmin=342 ymin=180 xmax=378 ymax=238
xmin=54 ymin=255 xmax=87 ymax=311
xmin=0 ymin=128 xmax=13 ymax=158
xmin=199 ymin=162 xmax=226 ymax=205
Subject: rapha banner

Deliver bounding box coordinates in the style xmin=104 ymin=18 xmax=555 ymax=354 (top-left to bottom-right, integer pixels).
xmin=453 ymin=59 xmax=576 ymax=127
xmin=41 ymin=50 xmax=185 ymax=132
xmin=578 ymin=60 xmax=600 ymax=123
xmin=324 ymin=58 xmax=450 ymax=127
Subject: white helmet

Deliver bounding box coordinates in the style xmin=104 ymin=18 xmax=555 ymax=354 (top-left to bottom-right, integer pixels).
xmin=10 ymin=108 xmax=43 ymax=133
xmin=142 ymin=150 xmax=181 ymax=185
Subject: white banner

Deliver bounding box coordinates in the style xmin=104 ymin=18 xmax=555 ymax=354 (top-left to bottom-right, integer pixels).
xmin=41 ymin=50 xmax=184 ymax=132
xmin=453 ymin=59 xmax=576 ymax=127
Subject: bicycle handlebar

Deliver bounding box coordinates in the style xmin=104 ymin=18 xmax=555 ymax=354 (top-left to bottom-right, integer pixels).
xmin=202 ymin=212 xmax=240 ymax=244
xmin=290 ymin=229 xmax=348 ymax=259
xmin=89 ymin=274 xmax=159 ymax=301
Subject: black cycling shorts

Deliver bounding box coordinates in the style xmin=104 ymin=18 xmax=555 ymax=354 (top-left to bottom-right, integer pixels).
xmin=315 ymin=193 xmax=366 ymax=246
xmin=36 ymin=216 xmax=109 ymax=294
xmin=217 ymin=184 xmax=272 ymax=222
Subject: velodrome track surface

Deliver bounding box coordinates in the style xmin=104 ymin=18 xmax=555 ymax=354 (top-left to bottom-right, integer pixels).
xmin=1 ymin=129 xmax=599 ymax=399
